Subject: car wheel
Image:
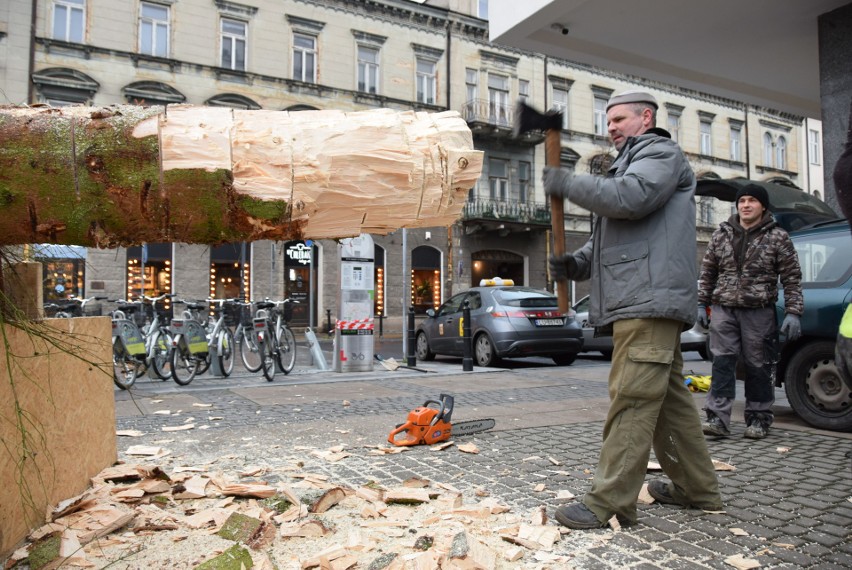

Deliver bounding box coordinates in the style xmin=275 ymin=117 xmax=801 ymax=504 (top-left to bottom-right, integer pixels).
xmin=474 ymin=333 xmax=498 ymax=367
xmin=552 ymin=354 xmax=576 ymax=366
xmin=415 ymin=331 xmax=435 ymax=361
xmin=783 ymin=340 xmax=852 ymax=431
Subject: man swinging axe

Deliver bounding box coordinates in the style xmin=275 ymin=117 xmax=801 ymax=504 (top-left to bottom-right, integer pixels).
xmin=519 ymin=91 xmax=722 ymax=530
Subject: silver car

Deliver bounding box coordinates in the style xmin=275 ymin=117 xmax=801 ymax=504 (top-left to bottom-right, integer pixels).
xmin=572 ymin=295 xmax=709 ymax=360
xmin=415 ymin=283 xmax=583 ymax=367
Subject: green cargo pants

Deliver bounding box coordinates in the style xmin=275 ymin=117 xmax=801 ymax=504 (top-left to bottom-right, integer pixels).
xmin=583 ymin=318 xmax=723 ymax=524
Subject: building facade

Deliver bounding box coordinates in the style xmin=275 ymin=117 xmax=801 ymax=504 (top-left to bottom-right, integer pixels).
xmin=0 ymin=0 xmax=820 ymax=331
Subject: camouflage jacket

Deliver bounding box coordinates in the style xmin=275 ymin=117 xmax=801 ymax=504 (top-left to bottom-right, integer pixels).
xmin=698 ymin=212 xmax=803 ymax=315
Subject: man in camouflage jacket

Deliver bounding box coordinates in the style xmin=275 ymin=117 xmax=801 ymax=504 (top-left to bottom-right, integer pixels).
xmin=698 ymin=183 xmax=803 ymax=439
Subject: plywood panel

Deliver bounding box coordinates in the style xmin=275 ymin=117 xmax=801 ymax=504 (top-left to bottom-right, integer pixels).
xmin=0 ymin=317 xmax=115 ymax=557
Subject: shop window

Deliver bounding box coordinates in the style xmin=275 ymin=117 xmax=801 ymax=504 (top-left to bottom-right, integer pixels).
xmin=374 ymin=245 xmax=385 ymax=317
xmin=210 ymin=243 xmax=250 ymax=301
xmin=127 ymin=243 xmax=172 ymax=311
xmin=35 ymin=244 xmax=86 ymax=303
xmin=471 ymin=249 xmax=523 ymax=286
xmin=411 ymin=245 xmax=441 ymax=314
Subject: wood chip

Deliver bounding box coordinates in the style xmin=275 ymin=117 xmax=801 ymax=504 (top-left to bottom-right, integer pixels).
xmin=712 ymin=459 xmax=737 ymax=471
xmin=533 ymin=483 xmax=546 ymax=492
xmin=309 ymin=487 xmax=348 ymax=513
xmin=192 ymin=403 xmax=213 ymax=408
xmin=116 ymin=430 xmax=146 ymax=437
xmin=730 ymin=527 xmax=749 ymax=536
xmin=638 ymin=483 xmax=654 ymax=505
xmin=162 ymin=424 xmax=195 ymax=432
xmin=429 ymin=441 xmax=454 ymax=451
xmin=776 ymin=447 xmax=790 ymax=453
xmin=125 ymin=445 xmax=169 ymax=457
xmin=220 ymin=483 xmax=277 ymax=499
xmin=457 ymin=443 xmax=479 ymax=454
xmin=724 ymin=553 xmax=761 ymax=569
xmin=547 ymin=456 xmax=561 ymax=466
xmin=385 ymin=488 xmax=431 ymax=505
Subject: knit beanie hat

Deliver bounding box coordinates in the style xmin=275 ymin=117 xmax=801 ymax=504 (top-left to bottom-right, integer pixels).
xmin=735 ymin=184 xmax=770 ymax=210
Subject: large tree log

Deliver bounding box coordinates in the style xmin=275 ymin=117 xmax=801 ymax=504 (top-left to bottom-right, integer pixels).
xmin=0 ymin=105 xmax=483 ymax=247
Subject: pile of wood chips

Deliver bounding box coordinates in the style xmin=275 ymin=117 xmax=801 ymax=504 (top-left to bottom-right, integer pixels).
xmin=5 ymin=442 xmax=593 ymax=570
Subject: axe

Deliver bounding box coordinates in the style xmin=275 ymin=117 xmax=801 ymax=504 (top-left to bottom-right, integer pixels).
xmin=513 ymin=101 xmax=569 ymax=313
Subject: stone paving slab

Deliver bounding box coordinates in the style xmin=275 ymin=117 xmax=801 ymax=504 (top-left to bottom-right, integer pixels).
xmin=113 ymin=360 xmax=852 ymax=569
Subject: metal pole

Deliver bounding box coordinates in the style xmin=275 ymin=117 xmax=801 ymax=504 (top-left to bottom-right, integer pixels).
xmin=407 ymin=306 xmax=416 ymax=367
xmin=308 ymin=240 xmax=315 ymax=328
xmin=402 ymin=228 xmax=408 ymax=356
xmin=462 ymin=300 xmax=473 ymax=371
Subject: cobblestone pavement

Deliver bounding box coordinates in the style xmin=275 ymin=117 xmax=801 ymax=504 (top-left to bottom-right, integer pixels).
xmin=114 ymin=358 xmax=852 ymax=569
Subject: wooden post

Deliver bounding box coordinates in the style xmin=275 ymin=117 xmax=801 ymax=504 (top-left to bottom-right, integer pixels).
xmin=545 ymin=130 xmax=569 ymax=313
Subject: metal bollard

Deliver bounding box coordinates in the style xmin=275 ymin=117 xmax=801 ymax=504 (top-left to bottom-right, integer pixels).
xmin=462 ymin=300 xmax=473 ymax=371
xmin=407 ymin=306 xmax=416 ymax=367
xmin=326 ymin=309 xmax=333 ymax=335
xmin=377 ymin=312 xmax=384 ymax=338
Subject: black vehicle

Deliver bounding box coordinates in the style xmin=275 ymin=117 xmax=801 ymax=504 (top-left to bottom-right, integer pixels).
xmin=415 ymin=279 xmax=583 ymax=367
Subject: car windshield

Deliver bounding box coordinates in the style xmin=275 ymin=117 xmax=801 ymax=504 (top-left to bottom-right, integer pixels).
xmin=493 ymin=287 xmax=557 ymax=308
xmin=792 ymin=229 xmax=852 ymax=285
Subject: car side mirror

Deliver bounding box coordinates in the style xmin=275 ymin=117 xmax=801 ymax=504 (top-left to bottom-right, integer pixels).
xmin=425 ymin=308 xmax=436 ymax=318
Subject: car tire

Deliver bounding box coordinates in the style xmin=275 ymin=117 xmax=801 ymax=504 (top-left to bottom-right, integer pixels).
xmin=474 ymin=333 xmax=499 ymax=367
xmin=783 ymin=340 xmax=852 ymax=431
xmin=415 ymin=331 xmax=435 ymax=361
xmin=552 ymin=354 xmax=576 ymax=366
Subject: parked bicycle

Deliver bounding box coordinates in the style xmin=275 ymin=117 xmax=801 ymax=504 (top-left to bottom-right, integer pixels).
xmin=44 ymin=295 xmax=107 ymax=318
xmin=108 ymin=294 xmax=175 ymax=388
xmin=169 ymin=298 xmax=237 ymax=385
xmin=253 ymin=298 xmax=298 ymax=382
xmin=109 ymin=302 xmax=147 ymax=390
xmin=234 ymin=299 xmax=263 ymax=373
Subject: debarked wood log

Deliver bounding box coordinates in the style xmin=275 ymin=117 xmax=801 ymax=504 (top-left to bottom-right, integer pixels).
xmin=0 ymin=105 xmax=483 ymax=247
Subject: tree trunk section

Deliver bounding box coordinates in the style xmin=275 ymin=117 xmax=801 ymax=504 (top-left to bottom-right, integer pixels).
xmin=0 ymin=105 xmax=482 ymax=247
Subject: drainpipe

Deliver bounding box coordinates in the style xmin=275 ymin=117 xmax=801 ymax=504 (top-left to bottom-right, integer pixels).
xmin=744 ymin=105 xmax=751 ymax=179
xmin=445 ymin=18 xmax=451 ymax=109
xmin=28 ymin=0 xmax=37 ymax=103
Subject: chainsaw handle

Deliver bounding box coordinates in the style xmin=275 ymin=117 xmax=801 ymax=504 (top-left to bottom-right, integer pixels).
xmin=422 ymin=399 xmax=445 ymax=425
xmin=388 ymin=421 xmax=419 ymax=446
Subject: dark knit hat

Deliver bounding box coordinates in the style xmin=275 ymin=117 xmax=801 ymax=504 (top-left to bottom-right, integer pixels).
xmin=606 ymin=90 xmax=659 ymax=112
xmin=735 ymin=184 xmax=770 ymax=210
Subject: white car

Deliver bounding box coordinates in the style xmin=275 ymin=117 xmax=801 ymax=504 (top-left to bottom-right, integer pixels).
xmin=571 ymin=295 xmax=709 ymax=360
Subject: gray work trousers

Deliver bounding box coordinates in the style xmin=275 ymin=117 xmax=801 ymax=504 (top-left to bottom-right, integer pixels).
xmin=704 ymin=305 xmax=777 ymax=429
xmin=583 ymin=318 xmax=723 ymax=524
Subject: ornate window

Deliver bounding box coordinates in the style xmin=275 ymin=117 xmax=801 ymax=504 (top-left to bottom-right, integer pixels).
xmin=205 ymin=93 xmax=260 ymax=109
xmin=220 ymin=18 xmax=247 ymax=71
xmin=122 ymin=81 xmax=185 ymax=105
xmin=32 ymin=67 xmax=98 ymax=105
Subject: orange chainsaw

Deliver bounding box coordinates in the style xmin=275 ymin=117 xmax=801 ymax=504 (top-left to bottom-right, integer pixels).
xmin=388 ymin=393 xmax=495 ymax=446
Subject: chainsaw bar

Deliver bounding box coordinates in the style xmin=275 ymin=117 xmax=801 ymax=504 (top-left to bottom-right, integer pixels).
xmin=452 ymin=418 xmax=495 ymax=437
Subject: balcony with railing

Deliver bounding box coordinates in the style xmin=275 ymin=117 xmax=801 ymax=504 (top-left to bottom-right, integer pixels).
xmin=462 ymin=196 xmax=551 ymax=234
xmin=461 ymin=99 xmax=545 ymax=145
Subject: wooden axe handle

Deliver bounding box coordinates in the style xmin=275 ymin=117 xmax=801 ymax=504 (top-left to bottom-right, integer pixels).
xmin=546 ymin=129 xmax=570 ymax=313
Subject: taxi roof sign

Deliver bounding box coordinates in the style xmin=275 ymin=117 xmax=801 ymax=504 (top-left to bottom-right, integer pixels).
xmin=479 ymin=277 xmax=514 ymax=287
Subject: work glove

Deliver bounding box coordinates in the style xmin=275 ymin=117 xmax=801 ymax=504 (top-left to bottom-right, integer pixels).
xmin=697 ymin=305 xmax=710 ymax=329
xmin=779 ymin=313 xmax=801 ymax=341
xmin=549 ymin=254 xmax=578 ymax=281
xmin=543 ymin=166 xmax=573 ymax=199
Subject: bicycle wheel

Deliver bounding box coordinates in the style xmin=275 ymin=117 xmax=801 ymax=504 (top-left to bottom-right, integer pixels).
xmin=196 ymin=351 xmax=211 ymax=376
xmin=217 ymin=328 xmax=235 ymax=377
xmin=150 ymin=330 xmax=173 ymax=380
xmin=239 ymin=327 xmax=263 ymax=372
xmin=170 ymin=339 xmax=198 ymax=386
xmin=275 ymin=325 xmax=297 ymax=375
xmin=113 ymin=345 xmax=138 ymax=390
xmin=260 ymin=332 xmax=276 ymax=382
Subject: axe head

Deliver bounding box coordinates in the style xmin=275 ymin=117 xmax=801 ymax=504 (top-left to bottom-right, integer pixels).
xmin=513 ymin=100 xmax=563 ymax=139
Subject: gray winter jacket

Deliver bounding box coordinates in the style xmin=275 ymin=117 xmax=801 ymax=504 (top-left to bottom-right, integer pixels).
xmin=566 ymin=127 xmax=698 ymax=329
